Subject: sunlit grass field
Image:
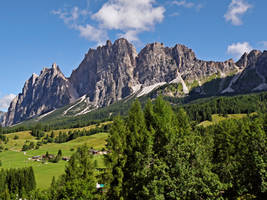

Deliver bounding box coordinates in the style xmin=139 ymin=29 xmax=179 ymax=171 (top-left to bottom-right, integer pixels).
xmin=198 ymin=113 xmax=255 ymax=127
xmin=0 ymin=131 xmax=108 ymax=189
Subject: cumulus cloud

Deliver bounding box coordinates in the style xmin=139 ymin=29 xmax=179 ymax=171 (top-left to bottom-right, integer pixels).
xmin=227 ymin=42 xmax=252 ymax=59
xmin=51 ymin=6 xmax=106 ymax=43
xmin=52 ymin=0 xmax=165 ymax=43
xmin=0 ymin=94 xmax=16 ymax=110
xmin=75 ymin=24 xmax=108 ymax=44
xmin=224 ymin=0 xmax=252 ymax=26
xmin=92 ymin=0 xmax=165 ymax=42
xmin=172 ymin=0 xmax=194 ymax=8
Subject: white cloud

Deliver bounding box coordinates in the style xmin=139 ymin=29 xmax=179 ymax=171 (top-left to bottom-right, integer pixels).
xmin=0 ymin=94 xmax=16 ymax=110
xmin=170 ymin=12 xmax=180 ymax=17
xmin=52 ymin=0 xmax=165 ymax=43
xmin=51 ymin=7 xmax=105 ymax=43
xmin=171 ymin=0 xmax=203 ymax=11
xmin=172 ymin=0 xmax=194 ymax=8
xmin=75 ymin=25 xmax=107 ymax=45
xmin=227 ymin=42 xmax=252 ymax=59
xmin=92 ymin=0 xmax=165 ymax=42
xmin=261 ymin=41 xmax=267 ymax=49
xmin=51 ymin=7 xmax=89 ymax=25
xmin=118 ymin=30 xmax=140 ymax=42
xmin=224 ymin=0 xmax=252 ymax=26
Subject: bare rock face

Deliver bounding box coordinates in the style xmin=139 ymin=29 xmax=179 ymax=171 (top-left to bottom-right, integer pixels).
xmin=3 ymin=38 xmax=267 ymax=126
xmin=70 ymin=39 xmax=138 ymax=107
xmin=3 ymin=63 xmax=78 ymax=126
xmin=135 ymin=42 xmax=178 ymax=85
xmin=0 ymin=111 xmax=5 ymax=124
xmin=230 ymin=50 xmax=267 ymax=92
xmin=136 ymin=42 xmax=240 ymax=86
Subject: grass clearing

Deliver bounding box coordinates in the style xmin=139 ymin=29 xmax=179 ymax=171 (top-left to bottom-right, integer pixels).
xmin=198 ymin=113 xmax=252 ymax=127
xmin=0 ymin=132 xmax=108 ymax=189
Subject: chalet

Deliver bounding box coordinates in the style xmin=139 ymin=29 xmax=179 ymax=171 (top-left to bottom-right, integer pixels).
xmin=90 ymin=149 xmax=109 ymax=155
xmin=90 ymin=149 xmax=99 ymax=155
xmin=99 ymin=151 xmax=108 ymax=155
xmin=62 ymin=156 xmax=70 ymax=161
xmin=32 ymin=155 xmax=41 ymax=160
xmin=42 ymin=154 xmax=55 ymax=160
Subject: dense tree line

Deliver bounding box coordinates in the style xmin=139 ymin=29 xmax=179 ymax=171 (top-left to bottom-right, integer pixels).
xmin=0 ymin=133 xmax=8 ymax=143
xmin=36 ymin=97 xmax=264 ymax=199
xmin=1 ymin=96 xmax=266 ymax=199
xmin=204 ymin=116 xmax=267 ymax=199
xmin=104 ymin=98 xmax=266 ymax=199
xmin=182 ymin=92 xmax=267 ymax=122
xmin=39 ymin=125 xmax=110 ymax=144
xmin=0 ymin=167 xmax=36 ymax=199
xmin=3 ymin=91 xmax=267 ymax=135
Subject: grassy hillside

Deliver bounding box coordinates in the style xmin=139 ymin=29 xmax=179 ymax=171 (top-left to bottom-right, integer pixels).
xmin=0 ymin=132 xmax=108 ymax=189
xmin=198 ymin=113 xmax=255 ymax=127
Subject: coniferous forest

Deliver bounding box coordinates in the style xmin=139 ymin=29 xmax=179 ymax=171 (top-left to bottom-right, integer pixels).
xmin=0 ymin=97 xmax=266 ymax=199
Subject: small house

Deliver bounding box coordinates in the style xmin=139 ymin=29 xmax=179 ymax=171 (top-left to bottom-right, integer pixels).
xmin=62 ymin=156 xmax=70 ymax=161
xmin=32 ymin=155 xmax=41 ymax=160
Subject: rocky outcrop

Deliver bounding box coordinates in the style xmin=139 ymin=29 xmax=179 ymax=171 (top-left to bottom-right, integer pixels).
xmin=3 ymin=63 xmax=78 ymax=126
xmin=3 ymin=39 xmax=267 ymax=126
xmin=0 ymin=111 xmax=5 ymax=124
xmin=70 ymin=39 xmax=138 ymax=107
xmin=136 ymin=42 xmax=240 ymax=87
xmin=225 ymin=50 xmax=267 ymax=93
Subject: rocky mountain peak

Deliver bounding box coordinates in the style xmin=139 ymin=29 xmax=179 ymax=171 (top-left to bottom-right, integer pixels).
xmin=52 ymin=62 xmax=57 ymax=69
xmin=236 ymin=50 xmax=262 ymax=68
xmin=70 ymin=38 xmax=138 ymax=108
xmin=173 ymin=44 xmax=196 ymax=61
xmin=3 ymin=63 xmax=78 ymax=126
xmin=4 ymin=38 xmax=266 ymax=126
xmin=106 ymin=40 xmax=112 ymax=47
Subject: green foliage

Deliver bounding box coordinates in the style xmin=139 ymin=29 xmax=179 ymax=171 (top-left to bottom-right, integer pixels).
xmin=48 ymin=146 xmax=98 ymax=199
xmin=0 ymin=167 xmax=36 ymax=199
xmin=106 ymin=97 xmax=226 ymax=199
xmin=22 ymin=141 xmax=35 ymax=151
xmin=13 ymin=135 xmax=19 ymax=140
xmin=207 ymin=116 xmax=267 ymax=199
xmin=182 ymin=92 xmax=267 ymax=123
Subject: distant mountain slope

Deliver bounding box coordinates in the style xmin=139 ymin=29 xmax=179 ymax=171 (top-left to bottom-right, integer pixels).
xmin=0 ymin=111 xmax=5 ymax=124
xmin=3 ymin=64 xmax=78 ymax=126
xmin=2 ymin=38 xmax=267 ymax=126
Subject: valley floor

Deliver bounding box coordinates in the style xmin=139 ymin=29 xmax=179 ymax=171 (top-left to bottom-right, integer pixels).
xmin=0 ymin=132 xmax=108 ymax=189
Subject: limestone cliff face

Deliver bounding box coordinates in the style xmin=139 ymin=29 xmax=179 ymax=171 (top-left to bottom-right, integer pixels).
xmin=136 ymin=42 xmax=239 ymax=86
xmin=3 ymin=39 xmax=267 ymax=126
xmin=224 ymin=50 xmax=267 ymax=93
xmin=3 ymin=64 xmax=78 ymax=126
xmin=70 ymin=39 xmax=138 ymax=107
xmin=0 ymin=111 xmax=5 ymax=123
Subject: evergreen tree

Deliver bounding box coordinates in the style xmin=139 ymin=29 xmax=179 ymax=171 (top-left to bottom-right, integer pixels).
xmin=123 ymin=100 xmax=153 ymax=199
xmin=53 ymin=145 xmax=97 ymax=199
xmin=105 ymin=116 xmax=127 ymax=200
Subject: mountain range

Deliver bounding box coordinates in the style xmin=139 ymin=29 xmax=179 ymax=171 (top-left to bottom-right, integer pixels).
xmin=1 ymin=38 xmax=267 ymax=127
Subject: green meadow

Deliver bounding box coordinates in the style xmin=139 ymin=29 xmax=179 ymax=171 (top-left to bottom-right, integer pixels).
xmin=0 ymin=131 xmax=108 ymax=189
xmin=197 ymin=113 xmax=255 ymax=127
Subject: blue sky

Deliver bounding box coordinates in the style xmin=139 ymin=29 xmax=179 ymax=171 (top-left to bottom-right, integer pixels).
xmin=0 ymin=0 xmax=267 ymax=111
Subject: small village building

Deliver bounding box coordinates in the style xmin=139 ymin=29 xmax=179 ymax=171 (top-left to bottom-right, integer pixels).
xmin=62 ymin=156 xmax=70 ymax=161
